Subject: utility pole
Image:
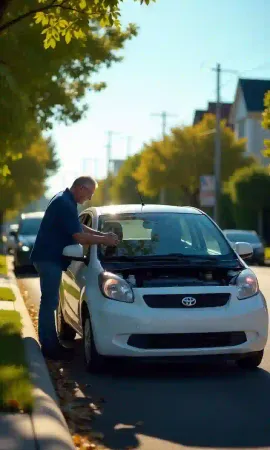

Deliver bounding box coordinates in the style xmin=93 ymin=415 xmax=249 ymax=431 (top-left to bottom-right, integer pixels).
xmin=211 ymin=64 xmax=238 ymax=224
xmin=213 ymin=63 xmax=221 ymax=224
xmin=105 ymin=130 xmax=119 ymax=204
xmin=151 ymin=111 xmax=177 ymax=204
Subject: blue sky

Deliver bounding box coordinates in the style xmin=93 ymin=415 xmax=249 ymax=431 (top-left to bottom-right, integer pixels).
xmin=47 ymin=0 xmax=270 ymax=196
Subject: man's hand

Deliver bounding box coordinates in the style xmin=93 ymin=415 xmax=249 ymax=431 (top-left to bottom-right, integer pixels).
xmin=103 ymin=233 xmax=119 ymax=247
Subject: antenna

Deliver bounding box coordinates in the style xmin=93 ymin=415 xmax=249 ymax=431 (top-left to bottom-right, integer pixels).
xmin=137 ymin=188 xmax=145 ymax=207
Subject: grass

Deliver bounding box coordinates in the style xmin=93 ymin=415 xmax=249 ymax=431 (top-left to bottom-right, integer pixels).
xmin=0 ymin=287 xmax=15 ymax=302
xmin=0 ymin=255 xmax=7 ymax=276
xmin=0 ymin=311 xmax=33 ymax=412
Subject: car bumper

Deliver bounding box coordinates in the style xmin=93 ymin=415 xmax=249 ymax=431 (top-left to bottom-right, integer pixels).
xmin=88 ymin=288 xmax=268 ymax=358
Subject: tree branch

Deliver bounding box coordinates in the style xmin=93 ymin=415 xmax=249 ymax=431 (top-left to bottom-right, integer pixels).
xmin=0 ymin=0 xmax=73 ymax=34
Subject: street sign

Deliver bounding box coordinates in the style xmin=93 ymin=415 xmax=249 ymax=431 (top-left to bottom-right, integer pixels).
xmin=199 ymin=175 xmax=215 ymax=207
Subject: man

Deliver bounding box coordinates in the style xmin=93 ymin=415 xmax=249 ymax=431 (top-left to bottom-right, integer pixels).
xmin=31 ymin=176 xmax=119 ymax=360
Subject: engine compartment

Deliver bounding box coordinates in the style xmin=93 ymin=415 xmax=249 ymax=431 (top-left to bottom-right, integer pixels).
xmin=108 ymin=265 xmax=242 ymax=288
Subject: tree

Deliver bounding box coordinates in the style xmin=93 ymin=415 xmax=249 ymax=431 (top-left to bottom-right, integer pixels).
xmin=0 ymin=1 xmax=155 ymax=48
xmin=135 ymin=114 xmax=255 ymax=206
xmin=0 ymin=0 xmax=137 ymax=139
xmin=262 ymin=91 xmax=270 ymax=156
xmin=227 ymin=165 xmax=270 ymax=232
xmin=110 ymin=153 xmax=158 ymax=204
xmin=1 ymin=129 xmax=58 ymax=224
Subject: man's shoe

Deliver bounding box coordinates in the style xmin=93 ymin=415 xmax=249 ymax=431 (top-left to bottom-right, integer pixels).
xmin=42 ymin=345 xmax=74 ymax=361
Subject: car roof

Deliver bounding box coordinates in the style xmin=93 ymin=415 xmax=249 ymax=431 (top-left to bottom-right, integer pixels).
xmin=20 ymin=211 xmax=44 ymax=220
xmin=223 ymin=229 xmax=257 ymax=235
xmin=82 ymin=204 xmax=203 ymax=217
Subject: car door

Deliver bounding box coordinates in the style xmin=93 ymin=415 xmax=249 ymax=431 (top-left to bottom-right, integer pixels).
xmin=62 ymin=213 xmax=91 ymax=332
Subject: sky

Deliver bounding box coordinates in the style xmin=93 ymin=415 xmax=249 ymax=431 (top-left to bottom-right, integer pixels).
xmin=47 ymin=0 xmax=270 ymax=196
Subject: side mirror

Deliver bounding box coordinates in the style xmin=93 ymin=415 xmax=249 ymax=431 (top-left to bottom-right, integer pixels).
xmin=234 ymin=242 xmax=253 ymax=259
xmin=62 ymin=244 xmax=85 ymax=261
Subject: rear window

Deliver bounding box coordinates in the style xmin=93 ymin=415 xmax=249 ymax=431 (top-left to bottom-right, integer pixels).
xmin=19 ymin=218 xmax=42 ymax=235
xmin=225 ymin=232 xmax=260 ymax=244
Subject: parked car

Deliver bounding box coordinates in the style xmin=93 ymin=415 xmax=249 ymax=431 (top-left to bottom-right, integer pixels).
xmin=223 ymin=229 xmax=265 ymax=266
xmin=57 ymin=205 xmax=268 ymax=372
xmin=3 ymin=223 xmax=19 ymax=254
xmin=13 ymin=212 xmax=44 ymax=271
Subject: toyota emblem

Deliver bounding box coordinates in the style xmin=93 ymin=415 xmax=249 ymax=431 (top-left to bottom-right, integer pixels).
xmin=182 ymin=296 xmax=197 ymax=307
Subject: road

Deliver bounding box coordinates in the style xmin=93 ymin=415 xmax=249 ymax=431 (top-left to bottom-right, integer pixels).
xmin=19 ymin=266 xmax=270 ymax=450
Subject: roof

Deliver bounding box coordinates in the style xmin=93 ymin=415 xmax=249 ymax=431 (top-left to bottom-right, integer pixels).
xmin=83 ymin=204 xmax=202 ymax=216
xmin=193 ymin=103 xmax=232 ymax=125
xmin=20 ymin=211 xmax=45 ymax=219
xmin=239 ymin=78 xmax=270 ymax=112
xmin=223 ymin=229 xmax=257 ymax=235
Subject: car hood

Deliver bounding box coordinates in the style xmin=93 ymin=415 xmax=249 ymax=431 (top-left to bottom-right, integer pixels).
xmin=18 ymin=234 xmax=37 ymax=246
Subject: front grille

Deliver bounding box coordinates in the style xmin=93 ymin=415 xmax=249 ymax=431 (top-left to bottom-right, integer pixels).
xmin=143 ymin=293 xmax=230 ymax=308
xmin=127 ymin=332 xmax=246 ymax=349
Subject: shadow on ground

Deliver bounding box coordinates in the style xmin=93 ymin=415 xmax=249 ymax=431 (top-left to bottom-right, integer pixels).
xmin=65 ymin=339 xmax=270 ymax=449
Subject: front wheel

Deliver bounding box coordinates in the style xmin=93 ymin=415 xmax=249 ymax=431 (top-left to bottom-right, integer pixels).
xmin=237 ymin=350 xmax=264 ymax=370
xmin=56 ymin=301 xmax=76 ymax=341
xmin=83 ymin=310 xmax=106 ymax=373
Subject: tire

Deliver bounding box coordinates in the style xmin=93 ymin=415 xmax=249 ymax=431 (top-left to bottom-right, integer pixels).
xmin=56 ymin=301 xmax=76 ymax=341
xmin=83 ymin=309 xmax=106 ymax=373
xmin=237 ymin=350 xmax=264 ymax=370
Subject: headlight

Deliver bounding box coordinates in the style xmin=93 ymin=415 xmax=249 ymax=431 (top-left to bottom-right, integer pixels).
xmin=99 ymin=272 xmax=134 ymax=303
xmin=234 ymin=269 xmax=259 ymax=300
xmin=22 ymin=245 xmax=30 ymax=252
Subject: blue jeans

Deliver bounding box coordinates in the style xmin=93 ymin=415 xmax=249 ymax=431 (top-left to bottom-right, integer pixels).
xmin=33 ymin=261 xmax=62 ymax=353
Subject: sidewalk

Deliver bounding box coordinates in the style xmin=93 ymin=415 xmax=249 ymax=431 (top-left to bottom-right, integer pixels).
xmin=0 ymin=257 xmax=75 ymax=450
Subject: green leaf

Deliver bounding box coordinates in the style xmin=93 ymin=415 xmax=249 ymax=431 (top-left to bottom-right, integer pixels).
xmin=65 ymin=30 xmax=72 ymax=44
xmin=79 ymin=0 xmax=87 ymax=9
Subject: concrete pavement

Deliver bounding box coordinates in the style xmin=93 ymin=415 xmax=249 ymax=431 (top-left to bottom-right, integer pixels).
xmin=19 ymin=265 xmax=270 ymax=450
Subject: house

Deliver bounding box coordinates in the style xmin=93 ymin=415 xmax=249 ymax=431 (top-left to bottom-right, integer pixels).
xmin=229 ymin=78 xmax=270 ymax=164
xmin=193 ymin=102 xmax=232 ymax=127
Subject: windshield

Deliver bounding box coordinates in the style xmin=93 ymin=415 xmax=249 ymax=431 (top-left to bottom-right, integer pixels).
xmin=19 ymin=218 xmax=42 ymax=236
xmin=225 ymin=232 xmax=261 ymax=244
xmin=98 ymin=212 xmax=234 ymax=260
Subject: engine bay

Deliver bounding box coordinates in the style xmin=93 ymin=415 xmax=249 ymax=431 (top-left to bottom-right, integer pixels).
xmin=105 ymin=265 xmax=242 ymax=288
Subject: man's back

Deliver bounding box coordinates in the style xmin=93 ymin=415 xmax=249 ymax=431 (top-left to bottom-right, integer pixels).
xmin=31 ymin=189 xmax=81 ymax=266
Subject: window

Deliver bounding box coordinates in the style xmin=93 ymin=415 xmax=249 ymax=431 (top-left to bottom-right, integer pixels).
xmin=98 ymin=212 xmax=233 ymax=260
xmin=79 ymin=213 xmax=93 ymax=259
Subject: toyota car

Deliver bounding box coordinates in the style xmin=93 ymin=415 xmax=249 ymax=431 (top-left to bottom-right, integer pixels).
xmin=57 ymin=205 xmax=268 ymax=372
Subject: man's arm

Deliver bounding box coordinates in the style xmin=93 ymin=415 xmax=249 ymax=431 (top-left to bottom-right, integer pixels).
xmin=82 ymin=224 xmax=106 ymax=237
xmin=73 ymin=232 xmax=118 ymax=247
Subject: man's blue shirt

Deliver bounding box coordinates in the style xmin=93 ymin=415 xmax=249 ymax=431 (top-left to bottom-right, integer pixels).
xmin=31 ymin=189 xmax=82 ymax=268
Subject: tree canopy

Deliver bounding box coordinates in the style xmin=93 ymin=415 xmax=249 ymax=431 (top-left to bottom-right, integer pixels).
xmin=0 ymin=1 xmax=155 ymax=48
xmin=134 ymin=114 xmax=255 ymax=206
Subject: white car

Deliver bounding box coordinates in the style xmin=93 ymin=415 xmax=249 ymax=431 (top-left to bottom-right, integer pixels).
xmin=57 ymin=205 xmax=268 ymax=372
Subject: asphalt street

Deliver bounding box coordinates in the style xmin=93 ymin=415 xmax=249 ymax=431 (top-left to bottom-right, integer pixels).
xmin=18 ymin=266 xmax=270 ymax=450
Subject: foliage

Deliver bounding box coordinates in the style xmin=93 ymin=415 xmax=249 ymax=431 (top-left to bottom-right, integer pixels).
xmin=110 ymin=153 xmax=158 ymax=204
xmin=262 ymin=91 xmax=270 ymax=157
xmin=134 ymin=114 xmax=255 ymax=206
xmin=1 ymin=0 xmax=138 ymax=139
xmin=227 ymin=164 xmax=270 ymax=230
xmin=1 ymin=129 xmax=59 ymax=219
xmin=0 ymin=0 xmax=155 ymax=48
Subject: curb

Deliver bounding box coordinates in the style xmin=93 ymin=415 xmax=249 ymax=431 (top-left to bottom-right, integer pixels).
xmin=7 ymin=260 xmax=75 ymax=450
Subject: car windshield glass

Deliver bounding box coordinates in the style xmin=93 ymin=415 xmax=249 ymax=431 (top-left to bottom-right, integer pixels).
xmin=19 ymin=218 xmax=42 ymax=235
xmin=225 ymin=232 xmax=260 ymax=244
xmin=98 ymin=212 xmax=234 ymax=260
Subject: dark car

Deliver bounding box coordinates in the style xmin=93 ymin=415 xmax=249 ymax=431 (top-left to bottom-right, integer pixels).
xmin=13 ymin=212 xmax=44 ymax=272
xmin=223 ymin=229 xmax=265 ymax=266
